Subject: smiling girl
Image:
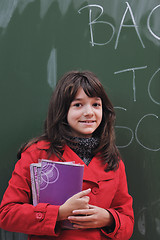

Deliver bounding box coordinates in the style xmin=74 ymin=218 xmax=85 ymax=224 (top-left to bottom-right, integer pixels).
xmin=0 ymin=71 xmax=134 ymax=240
xmin=67 ymin=88 xmax=102 ymax=138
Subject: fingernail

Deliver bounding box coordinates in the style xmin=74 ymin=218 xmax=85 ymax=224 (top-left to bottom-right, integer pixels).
xmin=86 ymin=188 xmax=91 ymax=191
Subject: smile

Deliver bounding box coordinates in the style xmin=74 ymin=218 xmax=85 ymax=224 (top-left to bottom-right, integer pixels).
xmin=79 ymin=120 xmax=96 ymax=123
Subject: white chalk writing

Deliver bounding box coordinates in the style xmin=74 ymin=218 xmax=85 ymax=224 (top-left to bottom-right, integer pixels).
xmin=114 ymin=66 xmax=147 ymax=102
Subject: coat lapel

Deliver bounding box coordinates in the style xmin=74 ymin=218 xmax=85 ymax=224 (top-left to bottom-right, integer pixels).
xmin=89 ymin=156 xmax=116 ymax=181
xmin=38 ymin=142 xmax=116 ymax=183
xmin=62 ymin=145 xmax=116 ymax=183
xmin=62 ymin=145 xmax=97 ymax=183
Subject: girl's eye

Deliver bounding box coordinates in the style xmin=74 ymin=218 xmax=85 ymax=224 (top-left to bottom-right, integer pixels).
xmin=93 ymin=103 xmax=101 ymax=107
xmin=74 ymin=103 xmax=82 ymax=107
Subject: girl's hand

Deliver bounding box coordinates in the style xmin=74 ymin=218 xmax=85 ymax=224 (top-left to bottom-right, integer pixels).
xmin=68 ymin=204 xmax=114 ymax=229
xmin=57 ymin=189 xmax=91 ymax=221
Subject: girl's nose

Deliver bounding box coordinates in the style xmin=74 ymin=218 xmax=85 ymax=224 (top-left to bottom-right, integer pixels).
xmin=83 ymin=105 xmax=94 ymax=116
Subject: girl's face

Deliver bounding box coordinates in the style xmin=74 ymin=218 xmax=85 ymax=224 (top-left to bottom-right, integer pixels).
xmin=67 ymin=88 xmax=103 ymax=138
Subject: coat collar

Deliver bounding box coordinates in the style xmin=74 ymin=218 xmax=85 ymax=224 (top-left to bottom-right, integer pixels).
xmin=37 ymin=141 xmax=116 ymax=183
xmin=62 ymin=145 xmax=116 ymax=183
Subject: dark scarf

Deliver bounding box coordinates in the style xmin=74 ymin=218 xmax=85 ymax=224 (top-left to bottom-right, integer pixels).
xmin=66 ymin=137 xmax=99 ymax=166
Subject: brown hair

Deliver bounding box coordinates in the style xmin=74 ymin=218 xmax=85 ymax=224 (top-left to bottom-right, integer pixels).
xmin=18 ymin=70 xmax=120 ymax=171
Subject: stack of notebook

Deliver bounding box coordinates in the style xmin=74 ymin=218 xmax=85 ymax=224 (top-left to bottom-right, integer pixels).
xmin=30 ymin=159 xmax=84 ymax=228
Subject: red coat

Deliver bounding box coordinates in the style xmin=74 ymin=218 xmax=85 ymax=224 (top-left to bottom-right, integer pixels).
xmin=0 ymin=141 xmax=134 ymax=240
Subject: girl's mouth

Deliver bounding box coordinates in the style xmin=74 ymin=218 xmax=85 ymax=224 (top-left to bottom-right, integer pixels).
xmin=79 ymin=120 xmax=96 ymax=124
xmin=80 ymin=120 xmax=95 ymax=122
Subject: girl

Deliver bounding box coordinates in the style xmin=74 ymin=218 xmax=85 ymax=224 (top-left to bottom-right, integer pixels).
xmin=0 ymin=71 xmax=134 ymax=240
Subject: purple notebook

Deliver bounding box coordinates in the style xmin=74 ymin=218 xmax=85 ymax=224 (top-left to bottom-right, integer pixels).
xmin=30 ymin=160 xmax=84 ymax=229
xmin=38 ymin=160 xmax=84 ymax=229
xmin=39 ymin=160 xmax=84 ymax=205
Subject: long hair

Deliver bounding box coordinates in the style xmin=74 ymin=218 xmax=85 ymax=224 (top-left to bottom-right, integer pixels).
xmin=17 ymin=70 xmax=120 ymax=171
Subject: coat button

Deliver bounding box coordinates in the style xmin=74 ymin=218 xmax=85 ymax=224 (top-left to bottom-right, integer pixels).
xmin=36 ymin=212 xmax=44 ymax=221
xmin=92 ymin=187 xmax=99 ymax=195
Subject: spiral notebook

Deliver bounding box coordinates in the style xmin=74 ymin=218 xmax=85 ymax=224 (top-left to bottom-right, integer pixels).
xmin=30 ymin=159 xmax=84 ymax=229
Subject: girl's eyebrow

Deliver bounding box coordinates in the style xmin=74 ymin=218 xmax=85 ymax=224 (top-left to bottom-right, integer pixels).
xmin=72 ymin=98 xmax=82 ymax=101
xmin=73 ymin=97 xmax=101 ymax=101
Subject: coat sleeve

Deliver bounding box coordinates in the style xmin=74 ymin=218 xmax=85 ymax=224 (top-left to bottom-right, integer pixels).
xmin=101 ymin=160 xmax=134 ymax=239
xmin=0 ymin=147 xmax=61 ymax=237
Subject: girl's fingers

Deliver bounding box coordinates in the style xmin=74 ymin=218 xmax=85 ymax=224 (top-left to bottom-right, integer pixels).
xmin=88 ymin=204 xmax=97 ymax=209
xmin=68 ymin=215 xmax=91 ymax=222
xmin=71 ymin=220 xmax=95 ymax=229
xmin=77 ymin=196 xmax=90 ymax=202
xmin=72 ymin=208 xmax=95 ymax=215
xmin=73 ymin=189 xmax=91 ymax=199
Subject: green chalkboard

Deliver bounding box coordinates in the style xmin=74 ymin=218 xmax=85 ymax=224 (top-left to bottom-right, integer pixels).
xmin=0 ymin=0 xmax=160 ymax=239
